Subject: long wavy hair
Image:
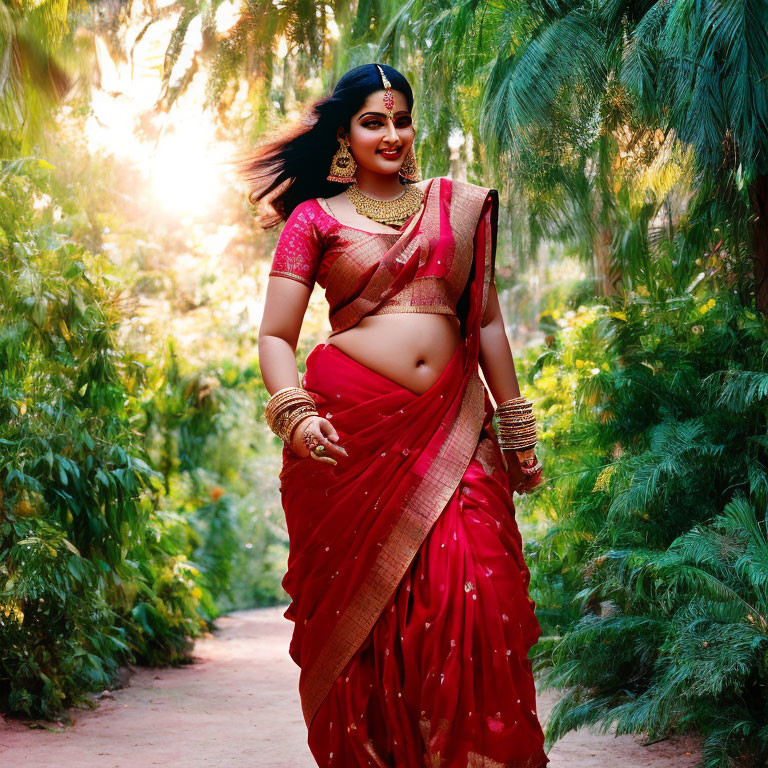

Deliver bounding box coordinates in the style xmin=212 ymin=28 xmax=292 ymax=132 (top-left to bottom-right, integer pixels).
xmin=241 ymin=63 xmax=415 ymax=228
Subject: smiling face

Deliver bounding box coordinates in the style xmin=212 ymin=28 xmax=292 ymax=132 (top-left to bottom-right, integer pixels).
xmin=342 ymin=89 xmax=415 ymax=177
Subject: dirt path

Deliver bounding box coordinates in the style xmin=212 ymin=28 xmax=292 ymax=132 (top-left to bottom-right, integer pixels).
xmin=1 ymin=606 xmax=701 ymax=767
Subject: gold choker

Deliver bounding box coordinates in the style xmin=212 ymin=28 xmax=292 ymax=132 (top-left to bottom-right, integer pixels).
xmin=345 ymin=183 xmax=425 ymax=227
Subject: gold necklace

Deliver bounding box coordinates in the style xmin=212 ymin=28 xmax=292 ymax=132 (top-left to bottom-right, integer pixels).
xmin=345 ymin=182 xmax=425 ymax=227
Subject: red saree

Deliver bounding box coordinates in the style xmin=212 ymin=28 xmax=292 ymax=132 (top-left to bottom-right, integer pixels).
xmin=277 ymin=178 xmax=549 ymax=767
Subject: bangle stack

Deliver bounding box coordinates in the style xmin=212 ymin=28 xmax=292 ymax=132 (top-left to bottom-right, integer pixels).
xmin=264 ymin=387 xmax=319 ymax=444
xmin=495 ymin=396 xmax=538 ymax=452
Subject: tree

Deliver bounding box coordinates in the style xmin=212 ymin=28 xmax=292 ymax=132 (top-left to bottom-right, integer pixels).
xmin=623 ymin=0 xmax=768 ymax=313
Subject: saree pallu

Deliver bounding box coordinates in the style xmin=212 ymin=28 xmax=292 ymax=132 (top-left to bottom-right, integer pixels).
xmin=278 ymin=179 xmax=549 ymax=768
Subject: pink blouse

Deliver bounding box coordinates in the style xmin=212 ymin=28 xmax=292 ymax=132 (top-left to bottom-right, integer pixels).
xmin=268 ymin=198 xmax=397 ymax=290
xmin=270 ymin=191 xmax=476 ymax=321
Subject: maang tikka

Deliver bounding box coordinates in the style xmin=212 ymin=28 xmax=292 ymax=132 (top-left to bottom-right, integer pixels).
xmin=375 ymin=64 xmax=421 ymax=183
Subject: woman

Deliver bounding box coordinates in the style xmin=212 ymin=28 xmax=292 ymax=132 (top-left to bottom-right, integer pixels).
xmin=249 ymin=63 xmax=548 ymax=768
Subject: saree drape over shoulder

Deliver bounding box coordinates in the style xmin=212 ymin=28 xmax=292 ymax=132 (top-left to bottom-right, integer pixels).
xmin=273 ymin=178 xmax=549 ymax=768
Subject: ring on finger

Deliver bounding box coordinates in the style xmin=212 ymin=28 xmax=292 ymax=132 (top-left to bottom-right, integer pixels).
xmin=310 ymin=445 xmax=336 ymax=465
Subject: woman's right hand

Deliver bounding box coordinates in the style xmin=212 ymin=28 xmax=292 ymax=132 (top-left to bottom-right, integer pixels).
xmin=289 ymin=415 xmax=349 ymax=462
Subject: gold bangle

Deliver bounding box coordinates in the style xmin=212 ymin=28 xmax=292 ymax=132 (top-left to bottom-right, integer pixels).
xmin=497 ymin=403 xmax=532 ymax=411
xmin=495 ymin=395 xmax=539 ymax=450
xmin=265 ymin=389 xmax=314 ymax=421
xmin=264 ymin=386 xmax=317 ymax=441
xmin=278 ymin=405 xmax=317 ymax=442
xmin=497 ymin=421 xmax=536 ymax=430
xmin=283 ymin=406 xmax=318 ymax=443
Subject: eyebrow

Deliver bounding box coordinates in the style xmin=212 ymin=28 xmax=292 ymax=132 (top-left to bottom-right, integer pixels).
xmin=357 ymin=111 xmax=411 ymax=120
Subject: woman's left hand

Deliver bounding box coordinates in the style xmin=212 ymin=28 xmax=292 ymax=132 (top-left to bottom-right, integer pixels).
xmin=504 ymin=447 xmax=543 ymax=495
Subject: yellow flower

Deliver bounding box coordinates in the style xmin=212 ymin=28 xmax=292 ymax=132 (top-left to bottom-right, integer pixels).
xmin=538 ymin=375 xmax=559 ymax=392
xmin=573 ymin=309 xmax=598 ymax=328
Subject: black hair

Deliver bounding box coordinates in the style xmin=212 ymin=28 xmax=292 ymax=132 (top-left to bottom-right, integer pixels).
xmin=241 ymin=63 xmax=414 ymax=228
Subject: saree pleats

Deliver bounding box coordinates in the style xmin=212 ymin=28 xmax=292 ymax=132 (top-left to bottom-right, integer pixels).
xmin=281 ymin=338 xmax=486 ymax=722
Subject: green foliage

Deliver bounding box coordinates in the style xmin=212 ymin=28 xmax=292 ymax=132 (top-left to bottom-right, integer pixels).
xmin=524 ymin=276 xmax=768 ymax=765
xmin=139 ymin=345 xmax=289 ymax=611
xmin=0 ymin=0 xmax=75 ymax=154
xmin=623 ymin=0 xmax=768 ymax=180
xmin=0 ymin=159 xmax=212 ymax=718
xmin=365 ymin=0 xmax=766 ymax=305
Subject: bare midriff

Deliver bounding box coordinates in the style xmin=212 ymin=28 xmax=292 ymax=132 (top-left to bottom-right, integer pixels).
xmin=324 ymin=312 xmax=462 ymax=395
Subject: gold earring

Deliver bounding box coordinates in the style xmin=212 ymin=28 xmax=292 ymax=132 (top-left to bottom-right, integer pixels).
xmin=327 ymin=138 xmax=357 ymax=183
xmin=399 ymin=147 xmax=421 ymax=182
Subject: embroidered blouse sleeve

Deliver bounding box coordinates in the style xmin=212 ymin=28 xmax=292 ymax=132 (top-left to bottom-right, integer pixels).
xmin=269 ymin=201 xmax=324 ymax=288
